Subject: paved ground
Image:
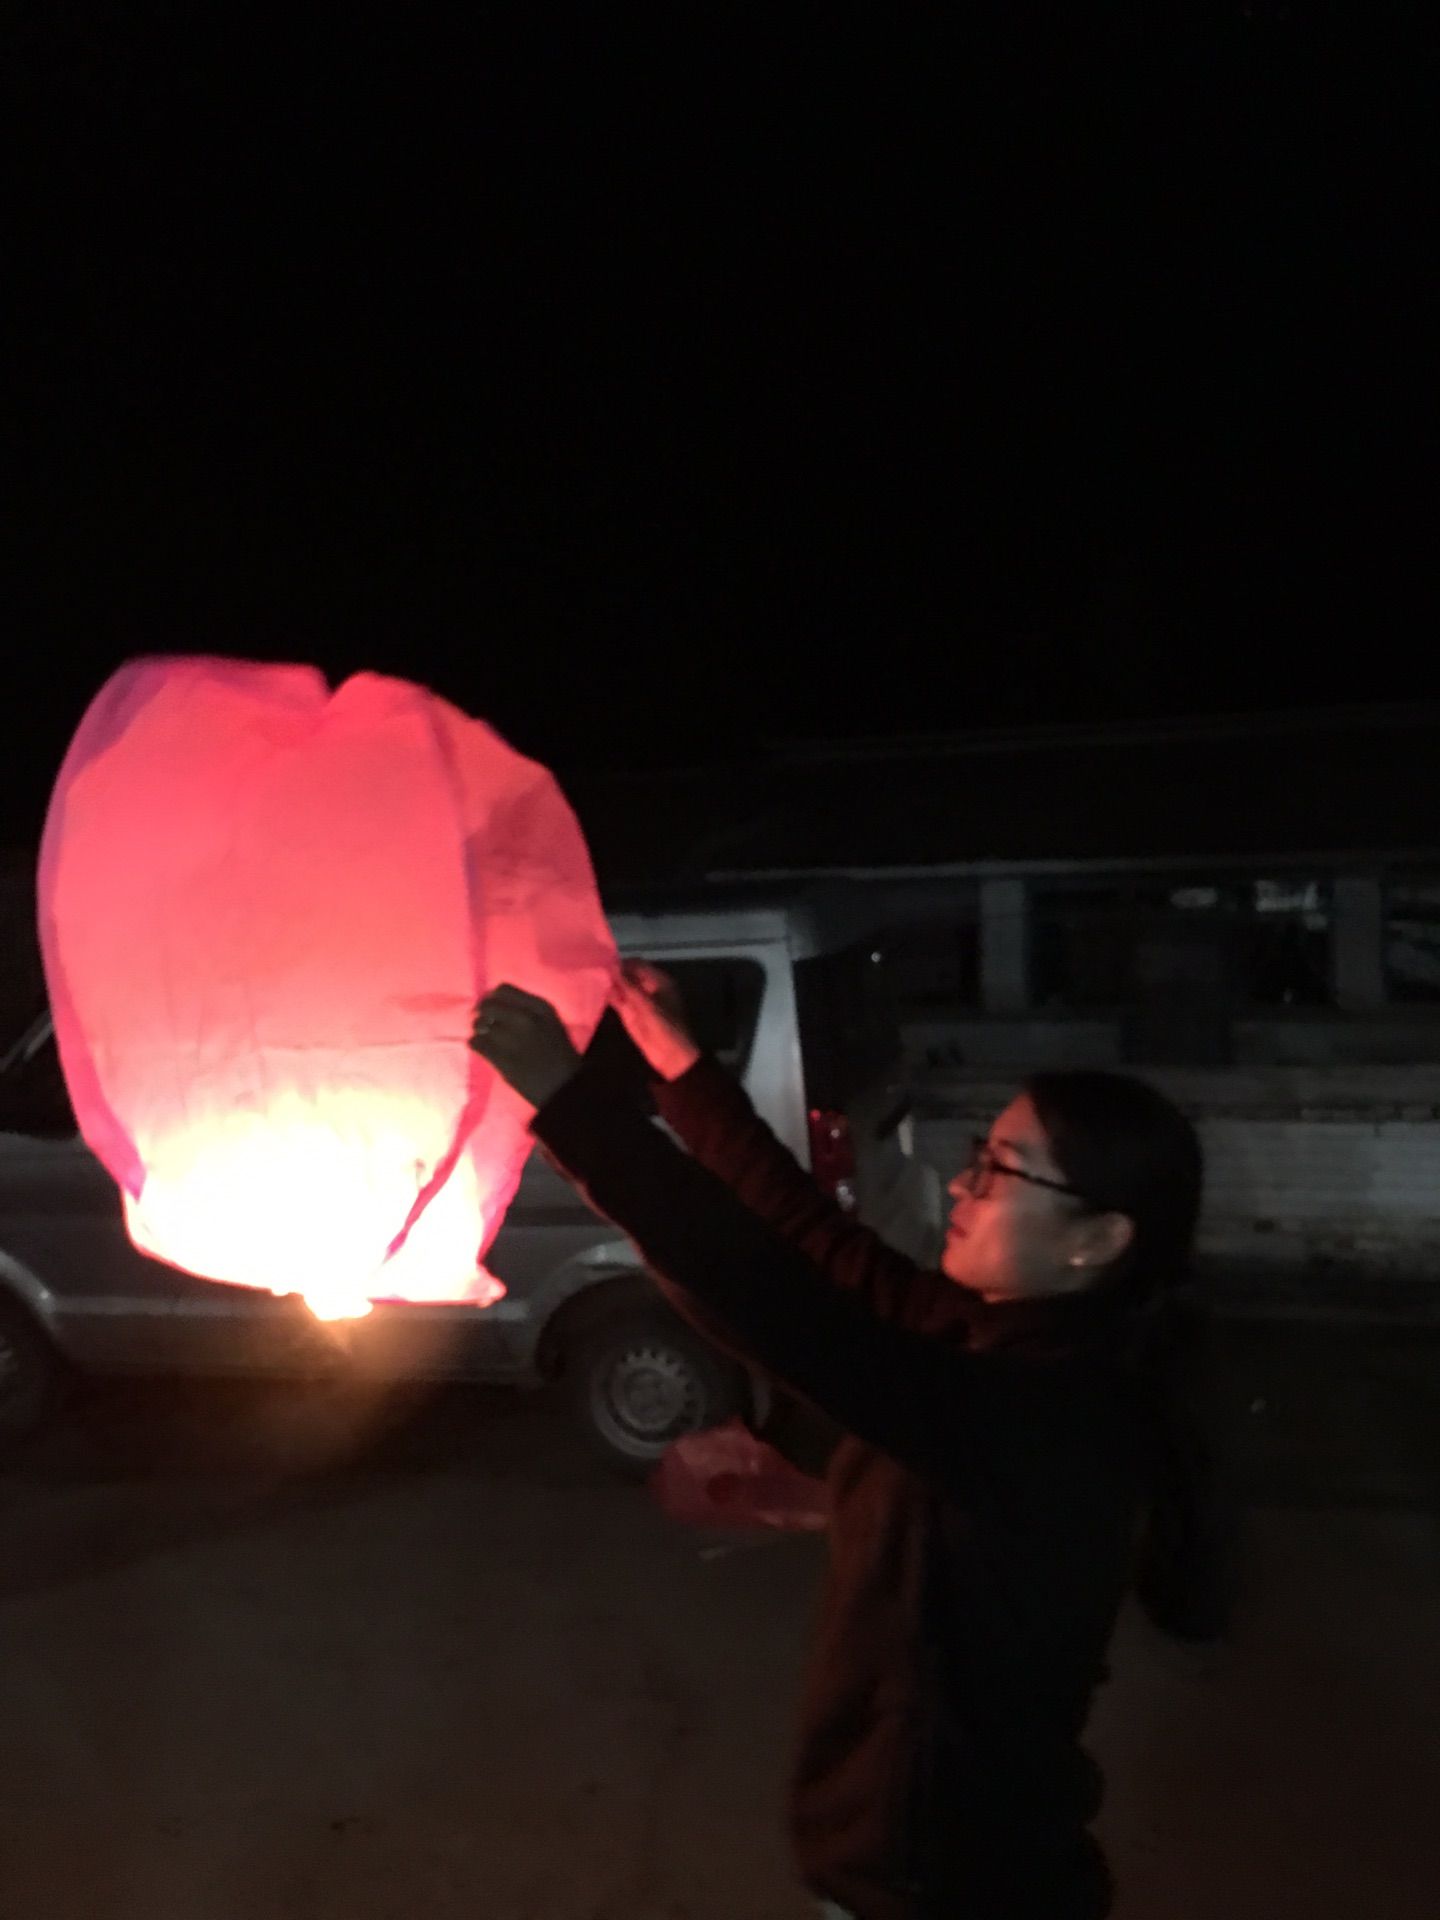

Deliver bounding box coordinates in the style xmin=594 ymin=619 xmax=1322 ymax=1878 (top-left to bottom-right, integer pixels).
xmin=1 ymin=1324 xmax=1437 ymax=1920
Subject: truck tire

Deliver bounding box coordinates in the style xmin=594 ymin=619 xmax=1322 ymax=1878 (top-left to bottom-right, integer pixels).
xmin=570 ymin=1306 xmax=748 ymax=1478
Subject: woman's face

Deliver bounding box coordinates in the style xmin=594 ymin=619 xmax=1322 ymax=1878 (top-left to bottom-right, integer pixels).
xmin=941 ymin=1093 xmax=1117 ymax=1302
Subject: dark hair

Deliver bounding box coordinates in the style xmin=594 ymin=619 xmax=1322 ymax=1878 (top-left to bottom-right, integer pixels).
xmin=1023 ymin=1069 xmax=1204 ymax=1305
xmin=1024 ymin=1069 xmax=1234 ymax=1641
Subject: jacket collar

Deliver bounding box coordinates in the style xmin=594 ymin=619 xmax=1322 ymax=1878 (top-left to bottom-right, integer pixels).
xmin=963 ymin=1278 xmax=1137 ymax=1353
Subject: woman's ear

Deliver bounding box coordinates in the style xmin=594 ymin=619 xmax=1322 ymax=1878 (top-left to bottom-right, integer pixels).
xmin=1068 ymin=1211 xmax=1136 ymax=1272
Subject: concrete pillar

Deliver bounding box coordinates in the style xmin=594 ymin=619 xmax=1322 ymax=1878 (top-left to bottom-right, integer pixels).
xmin=1332 ymin=874 xmax=1386 ymax=1010
xmin=980 ymin=877 xmax=1030 ymax=1014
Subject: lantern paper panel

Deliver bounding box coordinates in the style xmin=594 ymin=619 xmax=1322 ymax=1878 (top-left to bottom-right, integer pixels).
xmin=38 ymin=657 xmax=617 ymax=1316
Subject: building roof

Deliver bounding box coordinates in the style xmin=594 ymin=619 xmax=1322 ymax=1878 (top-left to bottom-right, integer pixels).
xmin=568 ymin=704 xmax=1440 ymax=888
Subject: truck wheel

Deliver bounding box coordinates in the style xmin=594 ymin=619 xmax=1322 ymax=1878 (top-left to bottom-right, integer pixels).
xmin=570 ymin=1308 xmax=747 ymax=1478
xmin=0 ymin=1302 xmax=56 ymax=1450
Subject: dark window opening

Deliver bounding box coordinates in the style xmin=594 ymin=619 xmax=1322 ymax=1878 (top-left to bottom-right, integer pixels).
xmin=884 ymin=924 xmax=980 ymax=1010
xmin=795 ymin=942 xmax=903 ymax=1111
xmin=1032 ymin=877 xmax=1332 ymax=1018
xmin=1385 ymin=878 xmax=1440 ymax=1004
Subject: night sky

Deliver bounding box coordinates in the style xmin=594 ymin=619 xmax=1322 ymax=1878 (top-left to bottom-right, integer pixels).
xmin=5 ymin=6 xmax=1438 ymax=843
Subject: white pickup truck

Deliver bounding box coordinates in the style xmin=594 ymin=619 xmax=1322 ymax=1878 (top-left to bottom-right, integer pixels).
xmin=0 ymin=886 xmax=941 ymax=1471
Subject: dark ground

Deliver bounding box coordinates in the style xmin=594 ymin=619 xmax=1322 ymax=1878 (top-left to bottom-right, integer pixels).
xmin=1 ymin=1316 xmax=1437 ymax=1919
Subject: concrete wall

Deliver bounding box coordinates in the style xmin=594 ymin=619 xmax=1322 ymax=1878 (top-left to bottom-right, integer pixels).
xmin=905 ymin=1011 xmax=1440 ymax=1071
xmin=915 ymin=1062 xmax=1440 ymax=1306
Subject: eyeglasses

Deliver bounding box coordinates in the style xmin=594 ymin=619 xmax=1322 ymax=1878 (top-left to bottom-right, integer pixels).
xmin=961 ymin=1134 xmax=1088 ymax=1202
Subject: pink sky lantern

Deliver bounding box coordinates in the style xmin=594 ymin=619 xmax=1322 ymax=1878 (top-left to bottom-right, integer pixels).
xmin=38 ymin=658 xmax=617 ymax=1319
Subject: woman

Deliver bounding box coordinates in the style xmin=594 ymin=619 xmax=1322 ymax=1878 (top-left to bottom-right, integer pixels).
xmin=472 ymin=965 xmax=1229 ymax=1920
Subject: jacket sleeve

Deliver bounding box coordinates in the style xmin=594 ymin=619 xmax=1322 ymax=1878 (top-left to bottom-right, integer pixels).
xmin=652 ymin=1054 xmax=944 ymax=1329
xmin=532 ymin=1057 xmax=1041 ymax=1475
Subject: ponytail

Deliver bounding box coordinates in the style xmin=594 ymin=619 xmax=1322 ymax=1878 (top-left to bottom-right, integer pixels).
xmin=1129 ymin=1289 xmax=1236 ymax=1642
xmin=1025 ymin=1071 xmax=1236 ymax=1642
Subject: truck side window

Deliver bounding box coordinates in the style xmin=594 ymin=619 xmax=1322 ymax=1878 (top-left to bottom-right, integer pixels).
xmin=661 ymin=960 xmax=766 ymax=1076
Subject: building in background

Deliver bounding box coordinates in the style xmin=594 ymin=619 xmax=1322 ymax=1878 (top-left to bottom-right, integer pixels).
xmin=572 ymin=704 xmax=1440 ymax=1312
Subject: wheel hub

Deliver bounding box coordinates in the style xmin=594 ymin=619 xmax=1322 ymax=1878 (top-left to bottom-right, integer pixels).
xmin=603 ymin=1343 xmax=700 ymax=1442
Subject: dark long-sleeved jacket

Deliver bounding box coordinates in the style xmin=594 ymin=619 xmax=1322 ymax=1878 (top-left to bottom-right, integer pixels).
xmin=533 ymin=1050 xmax=1158 ymax=1919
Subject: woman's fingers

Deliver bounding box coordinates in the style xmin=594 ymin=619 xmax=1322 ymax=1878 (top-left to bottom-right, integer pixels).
xmin=481 ymin=982 xmax=556 ymax=1015
xmin=472 ymin=985 xmax=569 ymax=1056
xmin=619 ymin=958 xmax=676 ymax=999
xmin=610 ymin=969 xmax=652 ymax=1016
xmin=475 ymin=986 xmax=558 ymax=1028
xmin=469 ymin=985 xmax=582 ymax=1107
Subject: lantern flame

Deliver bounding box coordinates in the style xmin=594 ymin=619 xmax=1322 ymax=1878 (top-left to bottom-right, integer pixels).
xmin=301 ymin=1285 xmax=375 ymax=1323
xmin=118 ymin=1098 xmax=507 ymax=1315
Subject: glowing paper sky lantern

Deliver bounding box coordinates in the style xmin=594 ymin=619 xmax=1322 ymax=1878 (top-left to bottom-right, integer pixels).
xmin=38 ymin=658 xmax=617 ymax=1319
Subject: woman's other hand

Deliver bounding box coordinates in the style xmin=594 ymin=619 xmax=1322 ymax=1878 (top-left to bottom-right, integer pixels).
xmin=610 ymin=960 xmax=701 ymax=1081
xmin=470 ymin=985 xmax=583 ymax=1109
